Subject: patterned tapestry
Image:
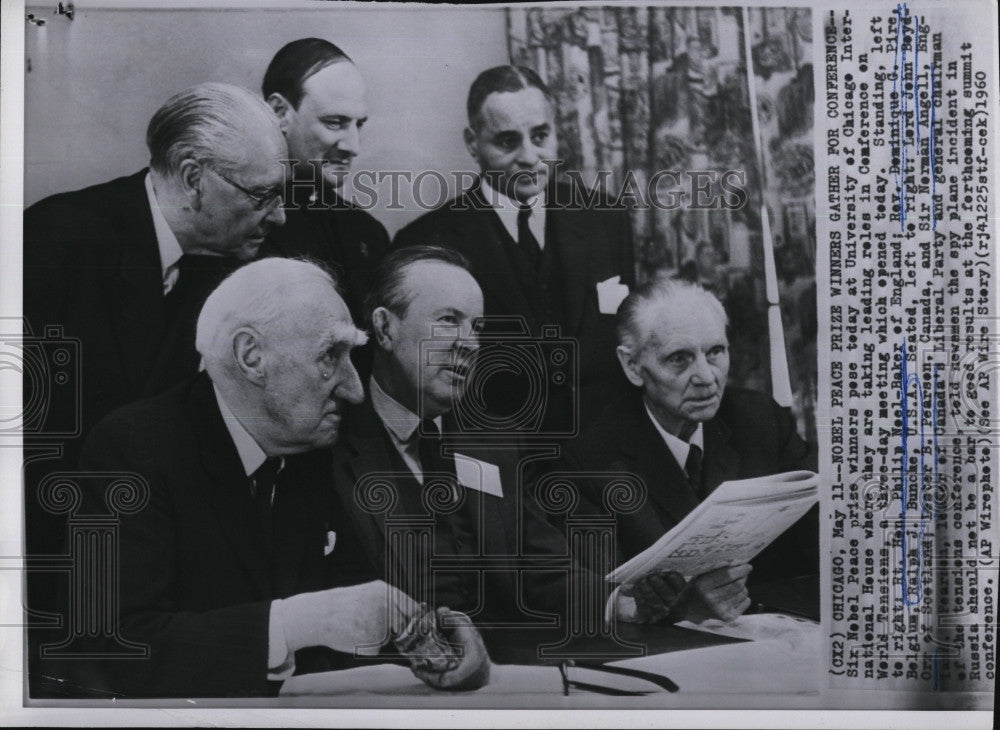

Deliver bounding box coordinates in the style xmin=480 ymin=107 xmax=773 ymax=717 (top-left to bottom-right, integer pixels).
xmin=507 ymin=6 xmax=817 ymax=441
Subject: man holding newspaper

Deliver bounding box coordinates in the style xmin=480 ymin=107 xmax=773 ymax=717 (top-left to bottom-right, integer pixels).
xmin=563 ymin=276 xmax=819 ymax=625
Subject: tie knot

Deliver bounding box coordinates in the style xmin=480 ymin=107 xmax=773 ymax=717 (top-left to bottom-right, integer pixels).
xmin=252 ymin=456 xmax=283 ymax=486
xmin=418 ymin=418 xmax=441 ymax=441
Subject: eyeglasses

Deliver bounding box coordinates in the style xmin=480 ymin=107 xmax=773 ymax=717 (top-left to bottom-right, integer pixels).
xmin=557 ymin=659 xmax=679 ymax=696
xmin=210 ymin=168 xmax=284 ymax=211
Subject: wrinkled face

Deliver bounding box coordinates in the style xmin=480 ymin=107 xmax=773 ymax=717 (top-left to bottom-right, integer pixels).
xmin=386 ymin=262 xmax=483 ymax=418
xmin=465 ymin=87 xmax=557 ymax=203
xmin=278 ymin=61 xmax=368 ymax=190
xmin=195 ymin=132 xmax=287 ymax=260
xmin=620 ymin=298 xmax=730 ymax=436
xmin=261 ymin=285 xmax=365 ymax=451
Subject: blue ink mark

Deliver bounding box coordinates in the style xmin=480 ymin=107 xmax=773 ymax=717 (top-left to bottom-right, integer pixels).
xmin=914 ymin=18 xmax=920 ymax=147
xmin=898 ymin=339 xmax=940 ymax=611
xmin=930 ymin=61 xmax=938 ymax=229
xmin=901 ymin=5 xmax=909 ymax=226
xmin=893 ymin=3 xmax=910 ymax=228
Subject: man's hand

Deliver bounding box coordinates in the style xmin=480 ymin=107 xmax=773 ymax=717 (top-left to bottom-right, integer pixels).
xmin=402 ymin=607 xmax=491 ymax=691
xmin=618 ymin=569 xmax=687 ymax=623
xmin=616 ymin=564 xmax=753 ymax=624
xmin=277 ymin=580 xmax=419 ymax=656
xmin=676 ymin=563 xmax=753 ymax=624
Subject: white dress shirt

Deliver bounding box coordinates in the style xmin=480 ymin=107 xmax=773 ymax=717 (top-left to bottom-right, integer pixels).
xmin=369 ymin=376 xmax=442 ymax=483
xmin=144 ymin=172 xmax=184 ymax=295
xmin=643 ymin=403 xmax=705 ymax=471
xmin=479 ymin=177 xmax=546 ymax=250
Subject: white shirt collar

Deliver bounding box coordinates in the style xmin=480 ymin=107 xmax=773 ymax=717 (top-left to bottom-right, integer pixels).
xmin=479 ymin=177 xmax=546 ymax=249
xmin=213 ymin=384 xmax=271 ymax=477
xmin=144 ymin=172 xmax=184 ymax=290
xmin=369 ymin=376 xmax=441 ymax=443
xmin=643 ymin=402 xmax=704 ymax=469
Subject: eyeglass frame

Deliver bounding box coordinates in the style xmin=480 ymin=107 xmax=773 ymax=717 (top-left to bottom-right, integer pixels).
xmin=208 ymin=167 xmax=285 ymax=211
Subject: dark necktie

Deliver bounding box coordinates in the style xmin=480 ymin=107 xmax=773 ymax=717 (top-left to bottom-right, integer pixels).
xmin=250 ymin=456 xmax=282 ymax=537
xmin=415 ymin=418 xmax=460 ymax=505
xmin=164 ymin=254 xmax=235 ymax=324
xmin=685 ymin=444 xmax=703 ymax=497
xmin=147 ymin=254 xmax=238 ymax=395
xmin=517 ymin=206 xmax=542 ymax=269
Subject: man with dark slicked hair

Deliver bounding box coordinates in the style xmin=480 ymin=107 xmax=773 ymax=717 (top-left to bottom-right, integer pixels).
xmin=394 ymin=65 xmax=634 ymax=433
xmin=258 ymin=38 xmax=389 ymax=326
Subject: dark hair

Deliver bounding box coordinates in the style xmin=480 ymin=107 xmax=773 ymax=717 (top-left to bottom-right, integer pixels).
xmin=466 ymin=65 xmax=553 ymax=130
xmin=364 ymin=246 xmax=474 ymax=327
xmin=262 ymin=38 xmax=352 ymax=109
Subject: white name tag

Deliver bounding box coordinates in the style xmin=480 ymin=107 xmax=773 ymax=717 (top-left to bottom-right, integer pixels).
xmin=453 ymin=454 xmax=504 ymax=498
xmin=596 ymin=275 xmax=630 ymax=314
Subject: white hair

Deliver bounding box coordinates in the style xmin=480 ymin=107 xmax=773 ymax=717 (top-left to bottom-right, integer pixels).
xmin=146 ymin=81 xmax=284 ymax=178
xmin=195 ymin=258 xmax=362 ymax=377
xmin=616 ymin=275 xmax=729 ymax=352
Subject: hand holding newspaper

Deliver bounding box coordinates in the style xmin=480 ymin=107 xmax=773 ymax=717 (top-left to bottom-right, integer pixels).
xmin=606 ymin=471 xmax=819 ymax=586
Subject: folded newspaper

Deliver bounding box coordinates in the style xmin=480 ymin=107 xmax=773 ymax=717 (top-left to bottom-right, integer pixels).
xmin=606 ymin=470 xmax=819 ymax=585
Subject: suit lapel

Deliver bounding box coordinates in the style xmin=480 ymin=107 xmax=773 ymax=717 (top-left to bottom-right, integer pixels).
xmin=547 ymin=196 xmax=593 ymax=337
xmin=334 ymin=400 xmax=399 ymax=576
xmin=188 ymin=376 xmax=273 ymax=598
xmin=110 ymin=170 xmax=167 ymax=391
xmin=462 ymin=185 xmax=540 ymax=328
xmin=271 ymin=450 xmax=326 ymax=597
xmin=449 ymin=441 xmax=517 ymax=558
xmin=620 ymin=404 xmax=701 ymax=528
xmin=701 ymin=415 xmax=741 ymax=497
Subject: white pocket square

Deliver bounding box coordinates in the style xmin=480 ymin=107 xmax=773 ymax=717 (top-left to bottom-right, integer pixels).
xmin=323 ymin=531 xmax=337 ymax=556
xmin=596 ymin=275 xmax=630 ymax=314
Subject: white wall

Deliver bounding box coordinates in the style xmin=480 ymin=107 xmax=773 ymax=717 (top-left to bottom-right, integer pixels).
xmin=23 ymin=3 xmax=509 ymax=235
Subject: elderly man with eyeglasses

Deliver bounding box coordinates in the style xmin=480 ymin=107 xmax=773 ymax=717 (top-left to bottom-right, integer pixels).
xmin=23 ymin=82 xmax=289 ymax=696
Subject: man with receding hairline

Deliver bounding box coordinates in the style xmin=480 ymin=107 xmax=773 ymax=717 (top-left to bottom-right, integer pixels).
xmin=258 ymin=38 xmax=390 ymax=325
xmin=24 ymin=82 xmax=289 ymax=442
xmin=68 ymin=258 xmax=489 ymax=697
xmin=564 ymin=277 xmax=818 ymax=624
xmin=23 ymin=83 xmax=290 ymax=695
xmin=394 ymin=64 xmax=634 ymax=431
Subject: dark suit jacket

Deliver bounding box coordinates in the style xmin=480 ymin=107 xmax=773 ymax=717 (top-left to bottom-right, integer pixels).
xmin=23 ymin=169 xmax=192 ymax=446
xmin=331 ymin=397 xmax=575 ymax=645
xmin=393 ymin=180 xmax=634 ymax=424
xmin=70 ymin=374 xmax=376 ymax=697
xmin=259 ymin=181 xmax=390 ymax=326
xmin=562 ymin=387 xmax=819 ymax=583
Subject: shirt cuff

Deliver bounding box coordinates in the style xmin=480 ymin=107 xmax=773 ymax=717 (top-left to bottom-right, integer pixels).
xmin=604 ymin=584 xmax=639 ymax=625
xmin=267 ymin=599 xmax=297 ymax=681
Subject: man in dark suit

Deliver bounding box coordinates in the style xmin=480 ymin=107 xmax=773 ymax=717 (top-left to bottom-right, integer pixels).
xmin=331 ymin=246 xmax=567 ymax=633
xmin=67 ymin=258 xmax=487 ymax=697
xmin=24 ymin=82 xmax=289 ymax=445
xmin=563 ymin=277 xmax=818 ymax=625
xmin=259 ymin=38 xmax=390 ymax=325
xmin=393 ymin=65 xmax=634 ymax=432
xmin=331 ymin=246 xmax=671 ymax=659
xmin=22 ymin=83 xmax=289 ymax=692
